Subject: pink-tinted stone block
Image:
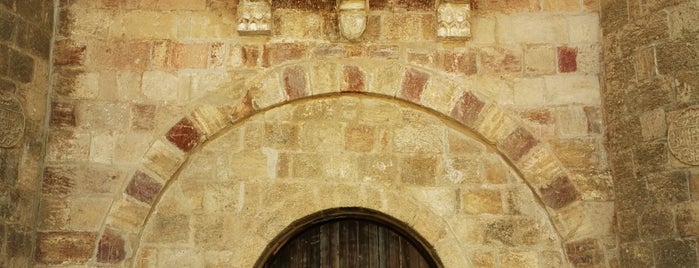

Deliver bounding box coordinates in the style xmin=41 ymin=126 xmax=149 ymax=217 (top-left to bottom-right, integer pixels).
xmin=125 ymin=170 xmax=162 ymax=205
xmin=450 ymin=92 xmax=485 ymax=127
xmin=498 ymin=127 xmax=538 ymax=162
xmin=539 ymin=175 xmax=580 ymax=209
xmin=558 ymin=46 xmax=578 ymax=73
xmin=342 ymin=65 xmax=365 ymax=92
xmin=166 ymin=117 xmax=201 ymax=152
xmin=96 ymin=230 xmax=126 ymax=263
xmin=283 ymin=66 xmax=308 ymax=100
xmin=401 ymin=68 xmax=430 ymax=102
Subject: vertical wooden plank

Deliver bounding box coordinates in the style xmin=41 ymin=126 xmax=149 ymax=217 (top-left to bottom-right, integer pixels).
xmin=387 ymin=228 xmax=401 ymax=268
xmin=320 ymin=223 xmax=330 ymax=267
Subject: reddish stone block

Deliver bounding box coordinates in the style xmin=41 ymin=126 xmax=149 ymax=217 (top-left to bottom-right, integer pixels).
xmin=342 ymin=65 xmax=365 ymax=92
xmin=450 ymin=92 xmax=485 ymax=127
xmin=312 ymin=44 xmax=361 ymax=58
xmin=92 ymin=41 xmax=150 ymax=71
xmin=539 ymin=175 xmax=580 ymax=209
xmin=401 ymin=68 xmax=429 ymax=102
xmin=130 ymin=104 xmax=156 ymax=131
xmin=497 ymin=127 xmax=538 ymax=162
xmin=242 ymin=45 xmax=260 ymax=67
xmin=408 ymin=52 xmax=432 ymax=66
xmin=172 ymin=43 xmax=210 ymax=69
xmin=565 ymin=239 xmax=604 ymax=266
xmin=97 ymin=230 xmax=125 ymax=263
xmin=283 ymin=66 xmax=307 ymax=100
xmin=50 ymin=102 xmax=76 ymax=128
xmin=558 ymin=46 xmax=578 ymax=73
xmin=35 ymin=232 xmax=97 ymax=265
xmin=166 ymin=117 xmax=201 ymax=152
xmin=230 ymin=91 xmax=256 ymax=122
xmin=262 ymin=43 xmax=307 ymax=67
xmin=520 ymin=109 xmax=554 ymax=124
xmin=42 ymin=167 xmax=73 ymax=196
xmin=442 ymin=51 xmax=477 ymax=75
xmin=125 ymin=170 xmax=162 ymax=205
xmin=480 ymin=47 xmax=522 ymax=74
xmin=54 ymin=39 xmax=86 ymax=66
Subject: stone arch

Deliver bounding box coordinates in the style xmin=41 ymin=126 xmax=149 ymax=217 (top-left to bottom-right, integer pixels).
xmin=92 ymin=60 xmax=603 ymax=266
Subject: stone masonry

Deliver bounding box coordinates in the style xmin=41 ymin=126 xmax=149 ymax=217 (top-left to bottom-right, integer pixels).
xmin=601 ymin=0 xmax=699 ymax=267
xmin=0 ymin=0 xmax=690 ymax=267
xmin=0 ymin=0 xmax=54 ymax=267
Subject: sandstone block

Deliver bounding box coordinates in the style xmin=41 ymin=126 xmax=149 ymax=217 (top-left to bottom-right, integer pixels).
xmin=357 ymin=154 xmax=397 ymax=184
xmin=141 ymin=70 xmax=181 ymax=101
xmin=653 ymin=239 xmax=698 ymax=267
xmin=677 ymin=201 xmax=699 ymax=236
xmin=144 ymin=214 xmax=190 ymax=243
xmin=106 ymin=198 xmax=149 ymax=233
xmin=544 ymin=75 xmax=601 ymax=105
xmin=450 ymin=91 xmax=485 ymax=127
xmin=166 ymin=117 xmax=201 ymax=152
xmin=88 ymin=41 xmax=150 ymax=70
xmin=126 ymin=171 xmax=163 ymax=205
xmin=524 ymin=45 xmax=556 ymax=75
xmin=568 ymin=13 xmax=600 ymax=43
xmin=138 ymin=0 xmax=206 ymax=10
xmin=462 ymin=189 xmax=502 ymax=214
xmin=309 ymin=62 xmax=339 ymax=94
xmin=46 ymin=130 xmax=90 ymax=162
xmin=143 ymin=140 xmax=185 ymax=179
xmin=471 ymin=16 xmax=496 ymax=44
xmin=400 ymin=155 xmax=437 ymax=186
xmin=558 ymin=46 xmax=578 ymax=73
xmin=539 ymin=175 xmax=579 ymax=209
xmin=344 ymin=124 xmax=374 ymax=152
xmin=262 ymin=43 xmax=307 ymax=67
xmin=497 ymin=127 xmax=538 ymax=162
xmin=54 ymin=39 xmax=86 ymax=66
xmin=646 ymin=170 xmax=690 ymax=204
xmin=35 ymin=232 xmax=96 ymax=264
xmin=501 ymin=251 xmax=538 ymax=268
xmin=514 ymin=77 xmax=546 ymax=106
xmin=479 ymin=46 xmax=522 ymax=74
xmin=97 ymin=230 xmax=126 ymax=263
xmin=110 ymin=11 xmax=178 ymax=39
xmin=342 ymin=65 xmax=365 ymax=92
xmin=639 ymin=205 xmax=675 ymax=240
xmin=511 ymin=14 xmax=567 ymax=44
xmin=620 ymin=242 xmax=654 ymax=267
xmin=68 ymin=197 xmax=111 ymax=230
xmin=400 ymin=68 xmax=430 ymax=102
xmin=282 ymin=66 xmax=308 ymax=100
xmin=564 ymin=238 xmax=604 ymax=267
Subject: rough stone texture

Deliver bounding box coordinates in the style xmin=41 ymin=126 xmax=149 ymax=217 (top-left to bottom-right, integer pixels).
xmin=35 ymin=232 xmax=97 ymax=264
xmin=31 ymin=0 xmax=613 ymax=267
xmin=602 ymin=1 xmax=699 ymax=267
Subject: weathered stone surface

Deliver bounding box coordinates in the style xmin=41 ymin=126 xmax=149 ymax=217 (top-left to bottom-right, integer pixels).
xmin=96 ymin=230 xmax=126 ymax=263
xmin=564 ymin=238 xmax=604 ymax=266
xmin=166 ymin=117 xmax=201 ymax=153
xmin=282 ymin=66 xmax=307 ymax=100
xmin=35 ymin=232 xmax=97 ymax=264
xmin=620 ymin=242 xmax=654 ymax=267
xmin=344 ymin=124 xmax=374 ymax=152
xmin=479 ymin=47 xmax=522 ymax=74
xmin=462 ymin=189 xmax=502 ymax=214
xmin=400 ymin=68 xmax=429 ymax=102
xmin=400 ymin=155 xmax=437 ymax=185
xmin=558 ymin=46 xmax=577 ymax=73
xmin=49 ymin=102 xmax=76 ymax=128
xmin=639 ymin=205 xmax=675 ymax=239
xmin=539 ymin=176 xmax=579 ymax=209
xmin=484 ymin=217 xmax=540 ymax=246
xmin=263 ymin=43 xmax=307 ymax=67
xmin=126 ymin=171 xmax=163 ymax=205
xmin=498 ymin=127 xmax=538 ymax=162
xmin=653 ymin=239 xmax=698 ymax=267
xmin=450 ymin=92 xmax=484 ymax=127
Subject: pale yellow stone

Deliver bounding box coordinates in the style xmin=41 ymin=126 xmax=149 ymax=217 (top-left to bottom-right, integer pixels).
xmin=106 ymin=198 xmax=150 ymax=233
xmin=421 ymin=75 xmax=459 ymax=115
xmin=516 ymin=145 xmax=566 ymax=188
xmin=309 ymin=62 xmax=340 ymax=94
xmin=142 ymin=71 xmax=180 ymax=101
xmin=67 ymin=72 xmax=100 ymax=99
xmin=115 ymin=71 xmax=143 ymax=101
xmin=114 ymin=133 xmax=151 ymax=163
xmin=471 ymin=16 xmax=496 ymax=44
xmin=368 ymin=63 xmax=403 ymax=96
xmin=473 ymin=104 xmax=518 ymax=144
xmin=143 ymin=139 xmax=186 ymax=179
xmin=78 ymin=101 xmax=130 ymax=131
xmin=554 ymin=107 xmax=589 ymax=138
xmin=274 ymin=11 xmax=324 ymax=41
xmin=577 ymin=45 xmax=602 ymax=74
xmin=186 ymin=11 xmax=237 ymax=39
xmin=501 ymin=251 xmax=539 ymax=268
xmin=111 ymin=11 xmax=179 ymax=39
xmin=511 ymin=14 xmax=568 ymax=44
xmin=568 ymin=13 xmax=600 ymax=43
xmin=462 ymin=189 xmax=502 ymax=214
xmin=524 ymin=45 xmax=556 ymax=75
xmin=475 ymin=75 xmax=514 ymax=105
xmin=544 ymin=75 xmax=601 ymax=105
xmin=251 ymin=72 xmax=284 ymax=109
xmin=189 ymin=105 xmax=230 ymax=139
xmin=68 ymin=8 xmax=115 ymax=37
xmin=640 ymin=108 xmax=667 ymax=141
xmin=68 ymin=197 xmax=111 ymax=231
xmin=551 ymin=201 xmax=614 ymax=241
xmin=89 ymin=132 xmax=117 ymax=164
xmin=514 ymin=77 xmax=546 ymax=106
xmin=409 ymin=187 xmax=458 ymax=216
xmin=668 ymin=1 xmax=699 ymax=39
xmin=393 ymin=124 xmax=445 ymax=153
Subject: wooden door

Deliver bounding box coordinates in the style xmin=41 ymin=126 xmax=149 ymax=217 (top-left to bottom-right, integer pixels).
xmin=263 ymin=219 xmax=436 ymax=268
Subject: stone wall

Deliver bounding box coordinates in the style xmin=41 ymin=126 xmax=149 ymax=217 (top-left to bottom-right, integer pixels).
xmin=601 ymin=0 xmax=699 ymax=267
xmin=36 ymin=0 xmax=611 ymax=267
xmin=0 ymin=0 xmax=54 ymax=267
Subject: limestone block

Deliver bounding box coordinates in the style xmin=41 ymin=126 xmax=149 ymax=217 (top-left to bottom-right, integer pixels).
xmin=78 ymin=101 xmax=129 ymax=132
xmin=344 ymin=124 xmax=374 ymax=152
xmin=524 ymin=45 xmax=556 ymax=75
xmin=110 ymin=11 xmax=178 ymax=39
xmin=68 ymin=197 xmax=111 ymax=231
xmin=514 ymin=77 xmax=546 ymax=106
xmin=652 ymin=238 xmax=698 ymax=267
xmin=479 ymin=46 xmax=522 ymax=74
xmin=368 ymin=63 xmax=403 ymax=96
xmin=309 ymin=62 xmax=340 ymax=94
xmin=54 ymin=70 xmax=98 ymax=99
xmin=46 ymin=130 xmax=90 ymax=162
xmin=501 ymin=251 xmax=538 ymax=268
xmin=474 ymin=104 xmax=519 ymax=144
xmin=188 ymin=12 xmax=238 ymax=39
xmin=462 ymin=189 xmax=502 ymax=214
xmin=143 ymin=214 xmax=190 ymax=243
xmin=400 ymin=154 xmax=438 ymax=185
xmin=273 ymin=10 xmax=323 ymax=41
xmin=544 ymin=75 xmax=601 ymax=105
xmin=516 ymin=145 xmax=565 ymax=187
xmin=105 ymin=198 xmax=150 ymax=233
xmin=89 ymin=132 xmax=117 ymax=164
xmin=114 ymin=133 xmax=151 ymax=163
xmin=251 ymin=73 xmax=283 ymax=109
xmin=551 ymin=201 xmax=614 ymax=240
xmin=63 ymin=8 xmax=114 ymax=38
xmin=357 ymin=154 xmax=397 ymax=184
xmin=471 ymin=16 xmax=495 ymax=44
xmin=141 ymin=70 xmax=182 ymax=101
xmin=442 ymin=155 xmax=481 ymax=184
xmin=576 ymin=44 xmax=601 ymax=75
xmin=393 ymin=123 xmax=444 ymax=153
xmin=668 ymin=1 xmax=699 ymax=39
xmin=421 ymin=76 xmax=459 ymax=115
xmin=676 ymin=201 xmax=699 ymax=236
xmin=142 ymin=140 xmax=185 ymax=179
xmin=511 ymin=14 xmax=568 ymax=44
xmin=568 ymin=13 xmax=600 ymax=43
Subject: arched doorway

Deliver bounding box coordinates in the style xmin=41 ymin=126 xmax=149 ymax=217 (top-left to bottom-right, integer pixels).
xmin=258 ymin=208 xmax=442 ymax=268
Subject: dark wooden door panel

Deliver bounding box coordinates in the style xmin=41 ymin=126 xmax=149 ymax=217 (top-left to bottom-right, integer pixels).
xmin=264 ymin=219 xmax=436 ymax=268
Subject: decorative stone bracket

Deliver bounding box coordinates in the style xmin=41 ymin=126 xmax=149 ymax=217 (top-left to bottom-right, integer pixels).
xmin=338 ymin=0 xmax=368 ymax=41
xmin=437 ymin=2 xmax=472 ymax=40
xmin=237 ymin=0 xmax=272 ymax=35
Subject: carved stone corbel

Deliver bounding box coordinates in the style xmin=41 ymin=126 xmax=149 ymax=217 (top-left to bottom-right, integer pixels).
xmin=338 ymin=0 xmax=368 ymax=41
xmin=237 ymin=0 xmax=272 ymax=36
xmin=437 ymin=2 xmax=472 ymax=40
